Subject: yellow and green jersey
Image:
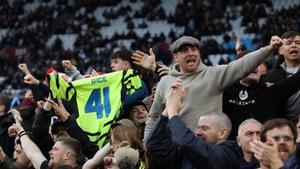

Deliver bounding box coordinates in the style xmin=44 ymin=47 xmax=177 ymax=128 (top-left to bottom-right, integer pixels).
xmin=48 ymin=69 xmax=142 ymax=147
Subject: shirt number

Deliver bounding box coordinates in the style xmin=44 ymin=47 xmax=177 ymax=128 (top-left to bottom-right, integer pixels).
xmin=85 ymin=87 xmax=111 ymax=119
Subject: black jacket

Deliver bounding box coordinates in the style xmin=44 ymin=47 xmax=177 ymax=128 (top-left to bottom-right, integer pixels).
xmin=263 ymin=66 xmax=300 ymax=123
xmin=0 ymin=113 xmax=15 ymax=158
xmin=29 ymin=82 xmax=49 ymax=102
xmin=224 ymin=70 xmax=300 ymax=139
xmin=146 ymin=116 xmax=241 ymax=169
xmin=33 ymin=107 xmax=98 ymax=159
xmin=63 ymin=116 xmax=98 ymax=159
xmin=32 ymin=108 xmax=54 ymax=159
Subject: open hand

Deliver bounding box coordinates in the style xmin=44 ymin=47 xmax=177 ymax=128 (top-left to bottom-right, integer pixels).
xmin=157 ymin=64 xmax=169 ymax=76
xmin=166 ymin=78 xmax=187 ymax=118
xmin=91 ymin=69 xmax=99 ymax=76
xmin=46 ymin=98 xmax=70 ymax=122
xmin=132 ymin=48 xmax=156 ymax=71
xmin=250 ymin=139 xmax=283 ymax=169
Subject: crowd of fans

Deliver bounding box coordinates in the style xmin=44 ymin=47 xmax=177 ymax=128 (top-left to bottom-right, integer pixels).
xmin=0 ymin=0 xmax=300 ymax=169
xmin=1 ymin=0 xmax=298 ymax=96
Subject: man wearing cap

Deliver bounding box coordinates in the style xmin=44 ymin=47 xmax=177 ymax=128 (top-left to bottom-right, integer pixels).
xmin=144 ymin=35 xmax=283 ymax=140
xmin=122 ymin=101 xmax=148 ymax=139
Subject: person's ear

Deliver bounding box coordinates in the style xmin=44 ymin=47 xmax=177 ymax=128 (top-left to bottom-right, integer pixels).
xmin=124 ymin=62 xmax=130 ymax=69
xmin=0 ymin=105 xmax=5 ymax=113
xmin=218 ymin=128 xmax=229 ymax=140
xmin=173 ymin=53 xmax=178 ymax=62
xmin=64 ymin=151 xmax=72 ymax=160
xmin=236 ymin=136 xmax=241 ymax=146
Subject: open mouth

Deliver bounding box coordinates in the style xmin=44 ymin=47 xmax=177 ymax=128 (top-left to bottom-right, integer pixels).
xmin=290 ymin=50 xmax=299 ymax=55
xmin=187 ymin=58 xmax=196 ymax=65
xmin=138 ymin=116 xmax=146 ymax=121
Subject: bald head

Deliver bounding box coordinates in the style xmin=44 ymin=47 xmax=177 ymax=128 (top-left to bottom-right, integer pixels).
xmin=196 ymin=112 xmax=232 ymax=144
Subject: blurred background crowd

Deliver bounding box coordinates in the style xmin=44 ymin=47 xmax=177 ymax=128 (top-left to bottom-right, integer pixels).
xmin=0 ymin=0 xmax=300 ymax=98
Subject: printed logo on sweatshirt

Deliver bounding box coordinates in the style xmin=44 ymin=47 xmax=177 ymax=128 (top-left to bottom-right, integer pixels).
xmin=239 ymin=90 xmax=248 ymax=100
xmin=228 ymin=99 xmax=255 ymax=106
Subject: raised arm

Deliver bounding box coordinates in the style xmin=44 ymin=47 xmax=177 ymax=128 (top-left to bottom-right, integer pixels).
xmin=18 ymin=63 xmax=31 ymax=75
xmin=164 ymin=79 xmax=214 ymax=168
xmin=47 ymin=98 xmax=99 ymax=158
xmin=165 ymin=79 xmax=240 ymax=169
xmin=82 ymin=143 xmax=110 ymax=169
xmin=269 ymin=70 xmax=300 ymax=103
xmin=13 ymin=118 xmax=47 ymax=169
xmin=143 ymin=78 xmax=184 ymax=168
xmin=216 ymin=36 xmax=283 ymax=89
xmin=62 ymin=60 xmax=84 ymax=81
xmin=21 ymin=71 xmax=49 ymax=101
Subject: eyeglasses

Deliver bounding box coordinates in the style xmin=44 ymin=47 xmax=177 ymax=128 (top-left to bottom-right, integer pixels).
xmin=272 ymin=135 xmax=293 ymax=142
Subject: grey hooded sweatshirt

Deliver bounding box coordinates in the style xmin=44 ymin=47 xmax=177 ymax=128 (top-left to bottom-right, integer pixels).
xmin=144 ymin=46 xmax=272 ymax=139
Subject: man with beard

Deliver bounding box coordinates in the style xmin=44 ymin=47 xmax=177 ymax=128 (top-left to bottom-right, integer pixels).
xmin=11 ymin=118 xmax=82 ymax=169
xmin=250 ymin=118 xmax=297 ymax=168
xmin=0 ymin=138 xmax=33 ymax=169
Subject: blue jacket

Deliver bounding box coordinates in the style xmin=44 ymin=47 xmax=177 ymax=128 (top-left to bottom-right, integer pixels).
xmin=284 ymin=144 xmax=300 ymax=169
xmin=146 ymin=115 xmax=241 ymax=169
xmin=123 ymin=81 xmax=148 ymax=107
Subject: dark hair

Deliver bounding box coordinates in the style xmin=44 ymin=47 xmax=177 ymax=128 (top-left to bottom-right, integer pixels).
xmin=18 ymin=105 xmax=35 ymax=121
xmin=152 ymin=42 xmax=173 ymax=66
xmin=0 ymin=94 xmax=11 ymax=113
xmin=260 ymin=118 xmax=297 ymax=143
xmin=281 ymin=31 xmax=300 ymax=39
xmin=51 ymin=120 xmax=66 ymax=135
xmin=56 ymin=137 xmax=82 ymax=159
xmin=111 ymin=49 xmax=133 ymax=65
